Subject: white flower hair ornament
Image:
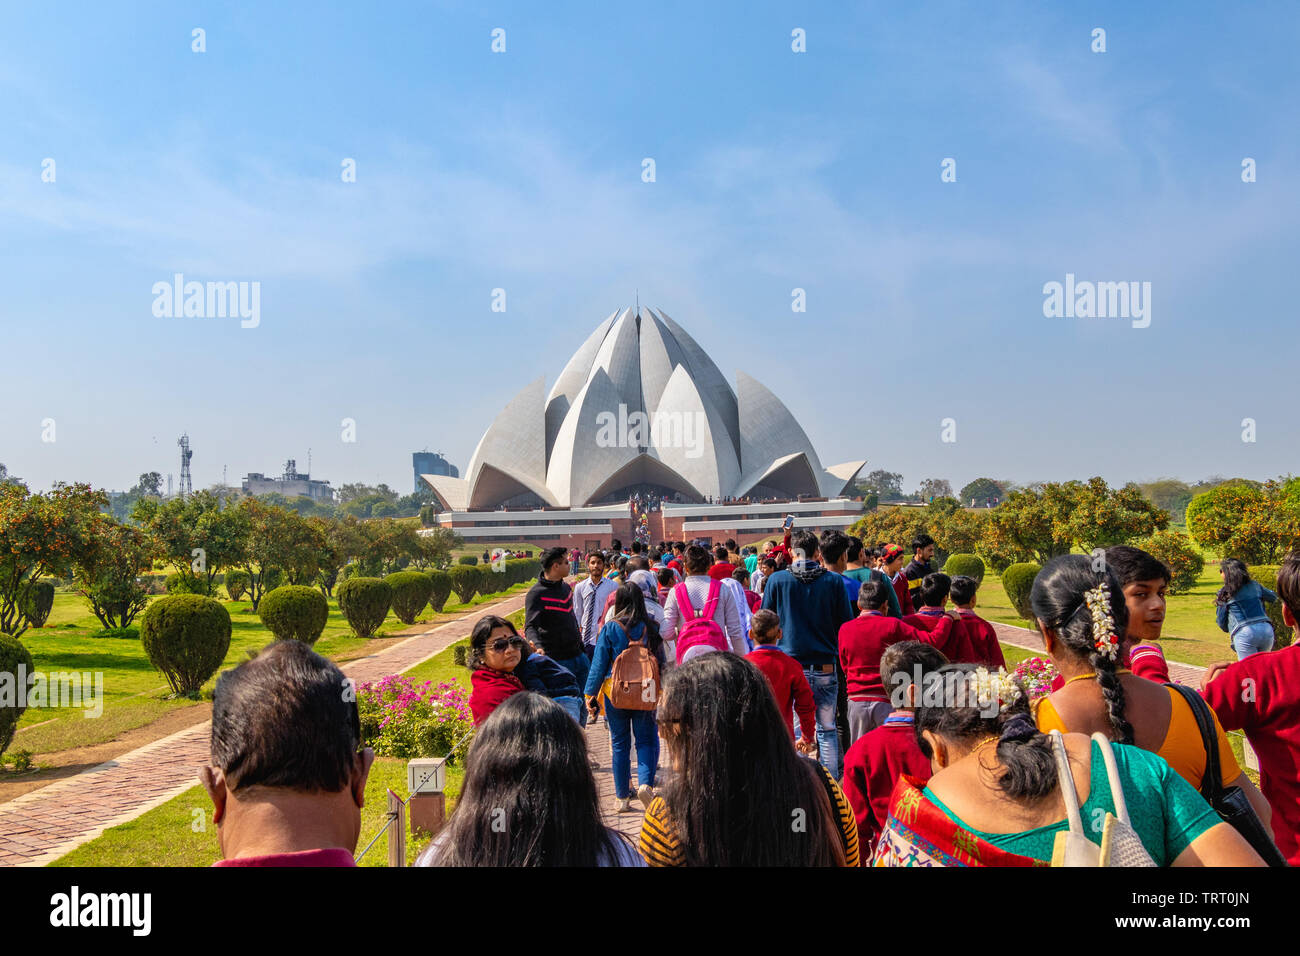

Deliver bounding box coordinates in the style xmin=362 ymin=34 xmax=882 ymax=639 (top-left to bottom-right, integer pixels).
xmin=971 ymin=666 xmax=1023 ymax=714
xmin=1083 ymin=583 xmax=1120 ymax=661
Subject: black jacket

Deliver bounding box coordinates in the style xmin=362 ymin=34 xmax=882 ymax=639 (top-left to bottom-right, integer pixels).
xmin=524 ymin=574 xmax=584 ymax=660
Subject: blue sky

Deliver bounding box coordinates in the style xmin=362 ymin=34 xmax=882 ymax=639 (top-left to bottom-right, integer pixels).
xmin=1 ymin=1 xmax=1296 ymax=495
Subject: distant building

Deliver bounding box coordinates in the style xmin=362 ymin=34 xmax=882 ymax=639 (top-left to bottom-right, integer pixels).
xmin=242 ymin=459 xmax=334 ymax=502
xmin=413 ymin=451 xmax=458 ymax=493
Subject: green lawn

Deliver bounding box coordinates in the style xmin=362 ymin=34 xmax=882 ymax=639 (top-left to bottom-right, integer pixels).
xmin=7 ymin=582 xmax=530 ymax=761
xmin=43 ymin=591 xmax=525 ymax=865
xmin=976 ymin=565 xmax=1240 ymax=669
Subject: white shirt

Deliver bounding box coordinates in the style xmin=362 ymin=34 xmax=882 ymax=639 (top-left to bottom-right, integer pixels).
xmin=660 ymin=575 xmax=746 ymax=654
xmin=573 ymin=575 xmax=619 ymax=647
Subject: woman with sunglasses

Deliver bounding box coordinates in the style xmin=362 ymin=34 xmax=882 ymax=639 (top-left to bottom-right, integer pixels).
xmin=468 ymin=614 xmax=530 ymax=726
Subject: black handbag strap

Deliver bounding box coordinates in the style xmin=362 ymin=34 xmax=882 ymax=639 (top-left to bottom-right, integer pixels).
xmin=1167 ymin=682 xmax=1223 ymax=801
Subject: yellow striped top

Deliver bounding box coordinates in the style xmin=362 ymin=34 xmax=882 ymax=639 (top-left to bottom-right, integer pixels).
xmin=638 ymin=762 xmax=860 ymax=866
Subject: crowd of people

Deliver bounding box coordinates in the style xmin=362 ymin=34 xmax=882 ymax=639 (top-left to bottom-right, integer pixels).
xmin=201 ymin=527 xmax=1300 ymax=867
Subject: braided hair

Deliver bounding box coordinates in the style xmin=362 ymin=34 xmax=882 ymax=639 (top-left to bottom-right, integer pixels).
xmin=1031 ymin=555 xmax=1134 ymax=745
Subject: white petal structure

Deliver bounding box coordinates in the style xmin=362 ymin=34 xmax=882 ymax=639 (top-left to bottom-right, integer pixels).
xmin=424 ymin=308 xmax=865 ymax=511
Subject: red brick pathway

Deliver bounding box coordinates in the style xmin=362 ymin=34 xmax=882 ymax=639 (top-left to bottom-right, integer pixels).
xmin=0 ymin=592 xmax=528 ymax=867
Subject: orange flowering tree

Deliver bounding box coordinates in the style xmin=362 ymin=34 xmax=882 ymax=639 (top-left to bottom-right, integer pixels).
xmin=0 ymin=483 xmax=106 ymax=636
xmin=1186 ymin=480 xmax=1300 ymax=564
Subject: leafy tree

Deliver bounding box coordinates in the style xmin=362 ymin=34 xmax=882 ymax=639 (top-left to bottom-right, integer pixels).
xmin=372 ymin=501 xmax=399 ymax=518
xmin=234 ymin=498 xmax=323 ymax=611
xmin=858 ymin=470 xmax=905 ymax=501
xmin=131 ymin=472 xmax=164 ymax=497
xmin=408 ymin=527 xmax=461 ymax=570
xmin=959 ymin=478 xmax=1003 ymax=507
xmin=1137 ymin=479 xmax=1194 ymax=525
xmin=917 ymin=478 xmax=953 ymax=501
xmin=1186 ymin=480 xmax=1300 ymax=564
xmin=0 ymin=464 xmax=21 ymax=488
xmin=132 ymin=491 xmax=243 ymax=595
xmin=0 ymin=483 xmax=105 ymax=636
xmin=981 ymin=478 xmax=1167 ymax=565
xmin=76 ymin=517 xmax=157 ymax=629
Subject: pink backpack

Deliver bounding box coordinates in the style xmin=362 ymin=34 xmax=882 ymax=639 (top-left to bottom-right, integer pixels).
xmin=673 ymin=581 xmax=730 ymax=663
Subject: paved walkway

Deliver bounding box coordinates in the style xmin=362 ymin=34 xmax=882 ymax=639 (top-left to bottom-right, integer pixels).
xmin=0 ymin=591 xmax=529 ymax=867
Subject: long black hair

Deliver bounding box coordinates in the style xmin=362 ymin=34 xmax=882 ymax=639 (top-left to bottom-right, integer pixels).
xmin=1031 ymin=554 xmax=1134 ymax=744
xmin=655 ymin=653 xmax=844 ymax=866
xmin=912 ymin=663 xmax=1057 ymax=800
xmin=431 ymin=692 xmax=631 ymax=866
xmin=1216 ymin=558 xmax=1251 ymax=605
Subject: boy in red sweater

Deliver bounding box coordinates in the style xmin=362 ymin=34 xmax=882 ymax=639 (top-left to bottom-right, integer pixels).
xmin=1201 ymin=549 xmax=1300 ymax=865
xmin=745 ymin=609 xmax=817 ymax=755
xmin=949 ymin=575 xmax=1005 ymax=668
xmin=839 ymin=579 xmax=960 ymax=742
xmin=902 ymin=572 xmax=973 ymax=664
xmin=840 ymin=641 xmax=947 ymax=858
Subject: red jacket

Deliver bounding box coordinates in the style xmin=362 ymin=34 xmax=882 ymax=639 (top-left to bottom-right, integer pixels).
xmin=839 ymin=611 xmax=958 ymax=700
xmin=746 ymin=645 xmax=816 ymax=742
xmin=470 ymin=668 xmax=525 ymax=726
xmin=956 ymin=609 xmax=1004 ymax=668
xmin=902 ymin=609 xmax=973 ymax=665
xmin=1202 ymin=644 xmax=1300 ymax=865
xmin=744 ymin=589 xmax=762 ymax=613
xmin=841 ymin=715 xmax=932 ymax=855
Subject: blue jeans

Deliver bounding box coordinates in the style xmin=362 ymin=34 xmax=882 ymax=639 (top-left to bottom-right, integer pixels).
xmin=602 ymin=697 xmax=659 ymax=799
xmin=1232 ymin=621 xmax=1275 ymax=659
xmin=554 ymin=653 xmax=591 ymax=727
xmin=793 ymin=667 xmax=841 ymax=778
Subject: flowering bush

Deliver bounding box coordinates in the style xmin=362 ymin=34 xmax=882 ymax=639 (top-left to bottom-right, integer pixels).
xmin=1011 ymin=656 xmax=1058 ymax=703
xmin=357 ymin=675 xmax=473 ymax=761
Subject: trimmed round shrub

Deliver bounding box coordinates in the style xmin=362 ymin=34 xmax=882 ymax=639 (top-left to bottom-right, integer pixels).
xmin=1001 ymin=563 xmax=1042 ymax=626
xmin=0 ymin=633 xmax=34 ymax=757
xmin=448 ymin=565 xmax=481 ymax=605
xmin=165 ymin=572 xmax=204 ymax=595
xmin=1246 ymin=565 xmax=1292 ymax=649
xmin=258 ymin=585 xmax=330 ymax=645
xmin=224 ymin=569 xmax=250 ymax=601
xmin=386 ymin=571 xmax=434 ymax=625
xmin=942 ymin=553 xmax=986 ymax=584
xmin=23 ymin=580 xmax=55 ymax=628
xmin=140 ymin=595 xmax=232 ymax=697
xmin=428 ymin=569 xmax=454 ymax=613
xmin=336 ymin=577 xmax=392 ymax=639
xmin=457 ymin=555 xmax=479 ymax=566
xmin=1136 ymin=529 xmax=1205 ymax=596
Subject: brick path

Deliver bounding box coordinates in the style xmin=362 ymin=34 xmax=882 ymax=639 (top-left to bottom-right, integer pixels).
xmin=0 ymin=592 xmax=528 ymax=867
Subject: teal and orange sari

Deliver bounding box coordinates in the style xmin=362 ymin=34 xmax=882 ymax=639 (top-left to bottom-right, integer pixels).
xmin=872 ymin=775 xmax=1048 ymax=867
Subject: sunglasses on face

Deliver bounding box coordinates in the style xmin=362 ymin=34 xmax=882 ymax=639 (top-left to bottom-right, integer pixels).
xmin=488 ymin=636 xmax=527 ymax=653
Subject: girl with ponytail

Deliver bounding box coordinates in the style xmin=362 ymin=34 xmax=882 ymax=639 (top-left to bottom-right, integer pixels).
xmin=1031 ymin=556 xmax=1273 ymax=830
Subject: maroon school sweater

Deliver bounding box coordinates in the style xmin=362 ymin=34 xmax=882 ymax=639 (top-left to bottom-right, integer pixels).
xmin=746 ymin=645 xmax=815 ymax=741
xmin=840 ymin=714 xmax=932 ymax=855
xmin=838 ymin=611 xmax=957 ymax=701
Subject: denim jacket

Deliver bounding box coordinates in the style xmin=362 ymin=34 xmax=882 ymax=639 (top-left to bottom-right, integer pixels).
xmin=1216 ymin=580 xmax=1277 ymax=636
xmin=583 ymin=620 xmax=663 ymax=697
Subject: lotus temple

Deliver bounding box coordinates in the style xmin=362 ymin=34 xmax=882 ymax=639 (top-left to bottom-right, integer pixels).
xmin=421 ymin=307 xmax=866 ymax=549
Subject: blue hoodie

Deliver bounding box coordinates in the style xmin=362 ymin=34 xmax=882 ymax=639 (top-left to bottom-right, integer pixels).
xmin=759 ymin=562 xmax=854 ymax=667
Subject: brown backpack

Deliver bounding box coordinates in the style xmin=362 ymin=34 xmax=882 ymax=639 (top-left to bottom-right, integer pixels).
xmin=609 ymin=623 xmax=661 ymax=711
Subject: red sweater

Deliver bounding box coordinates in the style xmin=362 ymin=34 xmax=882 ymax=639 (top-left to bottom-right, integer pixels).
xmin=956 ymin=609 xmax=1004 ymax=668
xmin=746 ymin=645 xmax=816 ymax=742
xmin=708 ymin=562 xmax=737 ymax=581
xmin=840 ymin=715 xmax=932 ymax=855
xmin=838 ymin=611 xmax=958 ymax=700
xmin=470 ymin=668 xmax=525 ymax=726
xmin=902 ymin=609 xmax=972 ymax=664
xmin=1201 ymin=644 xmax=1300 ymax=865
